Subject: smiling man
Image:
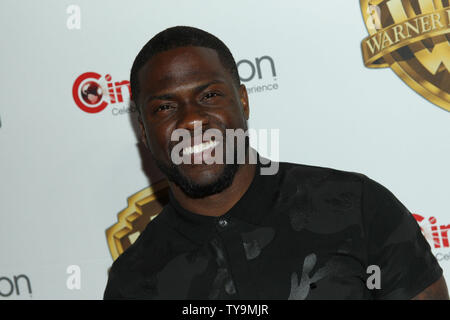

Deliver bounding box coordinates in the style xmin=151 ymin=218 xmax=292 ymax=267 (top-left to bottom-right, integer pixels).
xmin=103 ymin=26 xmax=448 ymax=300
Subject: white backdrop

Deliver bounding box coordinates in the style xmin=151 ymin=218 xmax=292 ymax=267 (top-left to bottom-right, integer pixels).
xmin=0 ymin=0 xmax=449 ymax=299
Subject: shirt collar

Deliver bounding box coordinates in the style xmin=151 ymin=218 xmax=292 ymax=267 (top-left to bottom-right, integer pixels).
xmin=165 ymin=155 xmax=277 ymax=245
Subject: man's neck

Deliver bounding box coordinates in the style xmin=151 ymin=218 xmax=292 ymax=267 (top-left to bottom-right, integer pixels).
xmin=169 ymin=163 xmax=257 ymax=217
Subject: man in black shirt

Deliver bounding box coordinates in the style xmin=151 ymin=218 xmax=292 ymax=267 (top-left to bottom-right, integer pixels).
xmin=104 ymin=26 xmax=448 ymax=299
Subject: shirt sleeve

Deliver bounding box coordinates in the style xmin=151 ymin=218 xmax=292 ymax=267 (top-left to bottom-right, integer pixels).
xmin=362 ymin=176 xmax=443 ymax=300
xmin=103 ymin=266 xmax=124 ymax=300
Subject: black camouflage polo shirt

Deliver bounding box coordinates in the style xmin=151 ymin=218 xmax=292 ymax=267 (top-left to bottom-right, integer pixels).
xmin=104 ymin=160 xmax=442 ymax=299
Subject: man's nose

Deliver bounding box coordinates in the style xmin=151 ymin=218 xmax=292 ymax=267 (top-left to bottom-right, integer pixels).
xmin=176 ymin=101 xmax=209 ymax=131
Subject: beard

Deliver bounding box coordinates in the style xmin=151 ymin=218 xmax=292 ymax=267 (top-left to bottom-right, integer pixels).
xmin=150 ymin=133 xmax=250 ymax=199
xmin=155 ymin=160 xmax=240 ymax=199
xmin=146 ymin=120 xmax=252 ymax=198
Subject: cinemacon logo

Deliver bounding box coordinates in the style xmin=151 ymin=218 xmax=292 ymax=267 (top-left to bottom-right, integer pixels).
xmin=72 ymin=72 xmax=133 ymax=114
xmin=413 ymin=214 xmax=450 ymax=249
xmin=72 ymin=56 xmax=277 ymax=114
xmin=0 ymin=274 xmax=32 ymax=298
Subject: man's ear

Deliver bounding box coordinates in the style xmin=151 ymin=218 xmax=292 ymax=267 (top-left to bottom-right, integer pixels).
xmin=138 ymin=114 xmax=149 ymax=149
xmin=239 ymin=84 xmax=250 ymax=120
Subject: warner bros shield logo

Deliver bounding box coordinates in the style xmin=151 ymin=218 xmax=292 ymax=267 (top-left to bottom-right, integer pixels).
xmin=360 ymin=0 xmax=450 ymax=112
xmin=106 ymin=180 xmax=169 ymax=261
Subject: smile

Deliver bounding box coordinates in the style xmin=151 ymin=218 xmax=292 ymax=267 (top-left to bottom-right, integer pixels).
xmin=183 ymin=140 xmax=219 ymax=156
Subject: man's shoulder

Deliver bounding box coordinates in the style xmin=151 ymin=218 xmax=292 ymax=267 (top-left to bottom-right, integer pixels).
xmin=262 ymin=160 xmax=371 ymax=222
xmin=271 ymin=161 xmax=370 ymax=222
xmin=276 ymin=160 xmax=368 ymax=185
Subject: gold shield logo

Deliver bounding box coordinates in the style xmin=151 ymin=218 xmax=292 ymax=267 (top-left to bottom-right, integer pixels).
xmin=105 ymin=180 xmax=169 ymax=261
xmin=360 ymin=0 xmax=450 ymax=111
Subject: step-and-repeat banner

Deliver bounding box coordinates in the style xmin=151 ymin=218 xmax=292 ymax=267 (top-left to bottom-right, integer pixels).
xmin=0 ymin=0 xmax=449 ymax=299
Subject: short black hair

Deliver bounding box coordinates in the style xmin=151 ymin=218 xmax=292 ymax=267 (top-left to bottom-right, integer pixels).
xmin=130 ymin=26 xmax=240 ymax=112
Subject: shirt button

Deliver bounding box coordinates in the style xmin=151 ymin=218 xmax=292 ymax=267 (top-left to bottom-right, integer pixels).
xmin=218 ymin=217 xmax=229 ymax=228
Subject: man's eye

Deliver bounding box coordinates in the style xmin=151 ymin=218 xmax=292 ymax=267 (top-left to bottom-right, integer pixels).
xmin=155 ymin=104 xmax=173 ymax=113
xmin=202 ymin=92 xmax=221 ymax=100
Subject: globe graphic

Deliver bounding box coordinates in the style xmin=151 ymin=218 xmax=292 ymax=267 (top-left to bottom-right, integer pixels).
xmin=81 ymin=81 xmax=103 ymax=105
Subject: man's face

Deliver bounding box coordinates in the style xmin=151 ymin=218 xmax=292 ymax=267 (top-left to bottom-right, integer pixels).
xmin=137 ymin=46 xmax=249 ymax=197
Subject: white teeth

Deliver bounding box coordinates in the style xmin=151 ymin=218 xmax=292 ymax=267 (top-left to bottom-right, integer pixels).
xmin=183 ymin=140 xmax=219 ymax=155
